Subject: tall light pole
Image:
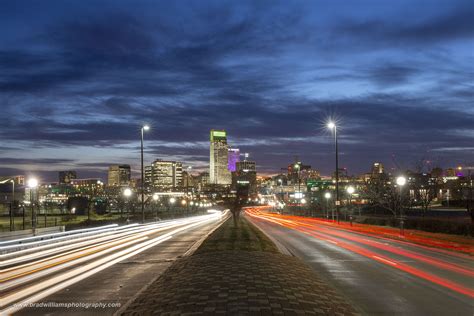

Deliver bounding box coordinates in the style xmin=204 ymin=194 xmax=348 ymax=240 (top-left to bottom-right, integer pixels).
xmin=27 ymin=178 xmax=38 ymax=234
xmin=141 ymin=125 xmax=150 ymax=223
xmin=327 ymin=121 xmax=340 ymax=223
xmin=346 ymin=186 xmax=355 ymax=224
xmin=396 ymin=176 xmax=407 ymax=235
xmin=324 ymin=192 xmax=331 ymax=220
xmin=153 ymin=194 xmax=159 ymax=220
xmin=123 ymin=188 xmax=132 ymax=222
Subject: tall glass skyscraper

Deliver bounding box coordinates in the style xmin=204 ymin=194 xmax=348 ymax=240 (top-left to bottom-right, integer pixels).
xmin=228 ymin=148 xmax=240 ymax=172
xmin=210 ymin=130 xmax=231 ymax=185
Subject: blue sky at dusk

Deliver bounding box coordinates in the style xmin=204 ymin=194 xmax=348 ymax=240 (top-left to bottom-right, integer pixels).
xmin=0 ymin=0 xmax=473 ymax=181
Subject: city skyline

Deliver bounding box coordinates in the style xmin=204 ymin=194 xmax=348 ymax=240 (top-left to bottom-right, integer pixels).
xmin=1 ymin=0 xmax=473 ymax=181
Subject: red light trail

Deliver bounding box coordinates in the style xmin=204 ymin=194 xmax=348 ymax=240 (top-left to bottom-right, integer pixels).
xmin=246 ymin=208 xmax=474 ymax=299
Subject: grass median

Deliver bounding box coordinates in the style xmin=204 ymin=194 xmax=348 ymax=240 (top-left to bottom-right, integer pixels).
xmin=196 ymin=213 xmax=278 ymax=254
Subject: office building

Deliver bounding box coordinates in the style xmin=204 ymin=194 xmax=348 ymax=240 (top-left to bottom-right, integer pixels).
xmin=371 ymin=162 xmax=384 ymax=174
xmin=108 ymin=165 xmax=131 ymax=186
xmin=210 ymin=129 xmax=231 ymax=185
xmin=233 ymin=160 xmax=257 ymax=194
xmin=147 ymin=160 xmax=183 ymax=191
xmin=228 ymin=148 xmax=240 ymax=172
xmin=237 ymin=160 xmax=256 ymax=172
xmin=70 ymin=178 xmax=103 ymax=197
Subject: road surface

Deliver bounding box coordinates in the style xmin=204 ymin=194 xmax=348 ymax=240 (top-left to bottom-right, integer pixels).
xmin=246 ymin=208 xmax=474 ymax=316
xmin=1 ymin=211 xmax=227 ymax=315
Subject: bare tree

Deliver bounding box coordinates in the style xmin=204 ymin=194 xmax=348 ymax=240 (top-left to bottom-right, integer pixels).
xmin=363 ymin=177 xmax=411 ymax=218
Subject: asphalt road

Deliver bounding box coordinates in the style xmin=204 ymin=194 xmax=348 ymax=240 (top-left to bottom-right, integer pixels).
xmin=246 ymin=209 xmax=474 ymax=316
xmin=1 ymin=211 xmax=227 ymax=315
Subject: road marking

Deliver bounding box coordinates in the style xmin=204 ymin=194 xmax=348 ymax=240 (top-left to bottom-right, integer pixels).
xmin=372 ymin=255 xmax=397 ymax=266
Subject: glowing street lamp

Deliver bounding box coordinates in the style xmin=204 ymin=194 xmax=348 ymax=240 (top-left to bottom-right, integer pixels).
xmin=140 ymin=124 xmax=150 ymax=223
xmin=122 ymin=188 xmax=132 ymax=221
xmin=123 ymin=188 xmax=132 ymax=197
xmin=396 ymin=176 xmax=406 ymax=235
xmin=324 ymin=192 xmax=332 ymax=220
xmin=27 ymin=178 xmax=38 ymax=189
xmin=169 ymin=197 xmax=176 ymax=204
xmin=327 ymin=121 xmax=340 ymax=223
xmin=151 ymin=194 xmax=160 ymax=220
xmin=346 ymin=186 xmax=355 ymax=221
xmin=346 ymin=186 xmax=355 ymax=195
xmin=396 ymin=176 xmax=407 ymax=187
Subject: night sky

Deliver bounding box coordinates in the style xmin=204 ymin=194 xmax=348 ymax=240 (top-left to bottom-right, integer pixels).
xmin=1 ymin=0 xmax=473 ymax=181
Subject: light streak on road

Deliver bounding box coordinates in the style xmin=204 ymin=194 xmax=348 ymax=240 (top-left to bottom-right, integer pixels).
xmin=246 ymin=208 xmax=474 ymax=299
xmin=0 ymin=210 xmax=228 ymax=314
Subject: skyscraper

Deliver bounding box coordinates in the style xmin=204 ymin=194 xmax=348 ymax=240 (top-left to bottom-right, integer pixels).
xmin=232 ymin=160 xmax=257 ymax=194
xmin=371 ymin=162 xmax=384 ymax=174
xmin=147 ymin=160 xmax=183 ymax=191
xmin=210 ymin=129 xmax=231 ymax=185
xmin=108 ymin=165 xmax=131 ymax=186
xmin=228 ymin=148 xmax=240 ymax=172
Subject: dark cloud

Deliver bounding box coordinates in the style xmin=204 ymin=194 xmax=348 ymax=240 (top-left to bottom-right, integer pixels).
xmin=0 ymin=0 xmax=472 ymax=180
xmin=335 ymin=3 xmax=474 ymax=47
xmin=0 ymin=158 xmax=75 ymax=165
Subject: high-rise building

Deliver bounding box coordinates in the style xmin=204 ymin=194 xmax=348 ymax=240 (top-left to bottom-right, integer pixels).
xmin=144 ymin=165 xmax=153 ymax=189
xmin=210 ymin=130 xmax=231 ymax=185
xmin=108 ymin=165 xmax=131 ymax=186
xmin=228 ymin=148 xmax=240 ymax=172
xmin=371 ymin=162 xmax=384 ymax=174
xmin=59 ymin=170 xmax=77 ymax=184
xmin=232 ymin=160 xmax=257 ymax=194
xmin=147 ymin=160 xmax=183 ymax=191
xmin=236 ymin=160 xmax=256 ymax=172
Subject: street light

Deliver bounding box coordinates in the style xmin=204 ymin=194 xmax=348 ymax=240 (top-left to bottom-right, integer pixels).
xmin=152 ymin=194 xmax=159 ymax=220
xmin=141 ymin=124 xmax=150 ymax=223
xmin=396 ymin=176 xmax=406 ymax=235
xmin=396 ymin=176 xmax=407 ymax=187
xmin=346 ymin=186 xmax=355 ymax=222
xmin=324 ymin=192 xmax=331 ymax=220
xmin=346 ymin=186 xmax=355 ymax=195
xmin=123 ymin=188 xmax=132 ymax=221
xmin=123 ymin=188 xmax=132 ymax=197
xmin=327 ymin=121 xmax=340 ymax=223
xmin=28 ymin=178 xmax=38 ymax=188
xmin=27 ymin=178 xmax=38 ymax=233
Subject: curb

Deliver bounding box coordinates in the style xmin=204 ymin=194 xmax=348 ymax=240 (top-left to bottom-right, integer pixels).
xmin=183 ymin=210 xmax=231 ymax=257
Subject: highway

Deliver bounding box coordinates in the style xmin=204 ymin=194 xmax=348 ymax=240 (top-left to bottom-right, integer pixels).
xmin=246 ymin=208 xmax=474 ymax=316
xmin=1 ymin=210 xmax=228 ymax=315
